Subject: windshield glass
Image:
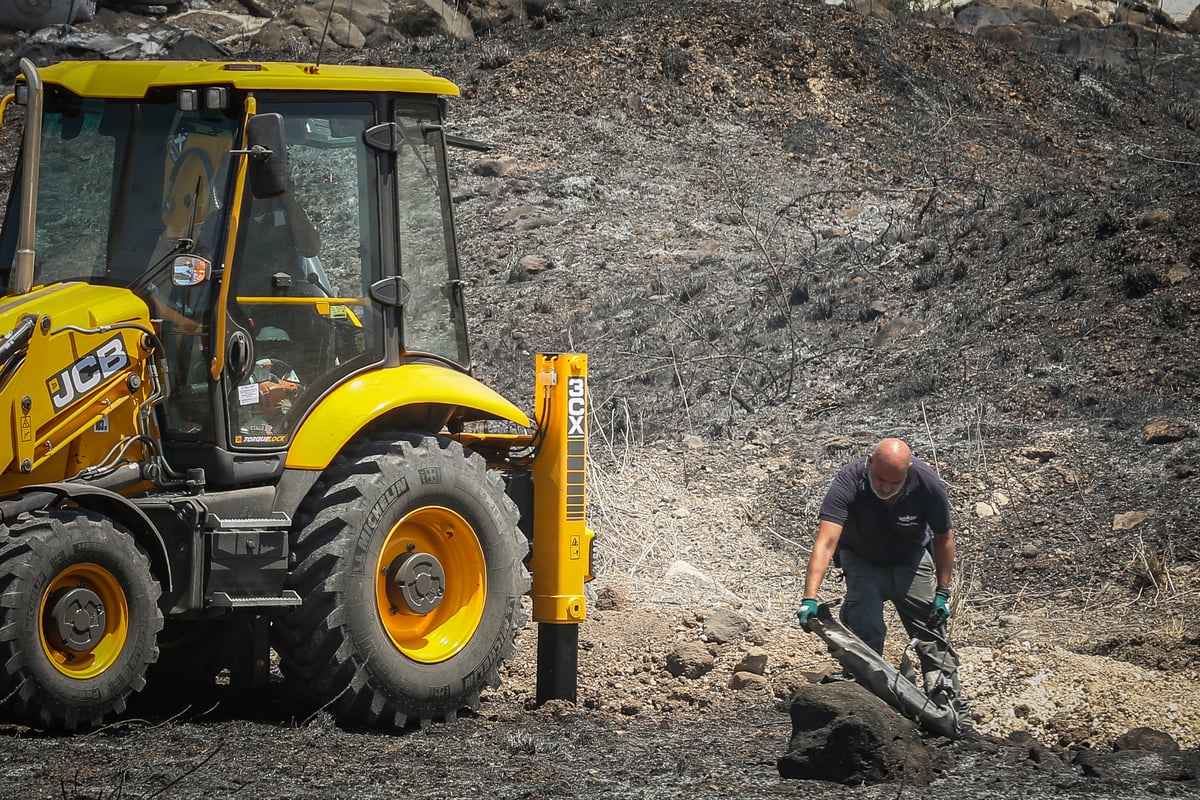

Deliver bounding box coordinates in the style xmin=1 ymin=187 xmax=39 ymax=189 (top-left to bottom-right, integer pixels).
xmin=0 ymin=90 xmax=238 ymax=442
xmin=4 ymin=90 xmax=235 ymax=291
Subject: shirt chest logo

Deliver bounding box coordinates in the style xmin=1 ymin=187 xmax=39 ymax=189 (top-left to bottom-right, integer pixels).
xmin=897 ymin=514 xmax=919 ymax=527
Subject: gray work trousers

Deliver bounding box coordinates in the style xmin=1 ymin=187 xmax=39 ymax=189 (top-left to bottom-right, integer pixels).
xmin=838 ymin=547 xmax=962 ymax=702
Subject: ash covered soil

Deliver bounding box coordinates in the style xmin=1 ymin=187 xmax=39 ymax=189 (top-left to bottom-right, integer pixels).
xmin=2 ymin=0 xmax=1200 ymax=797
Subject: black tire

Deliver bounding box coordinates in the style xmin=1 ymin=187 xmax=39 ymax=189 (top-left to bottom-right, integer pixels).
xmin=0 ymin=511 xmax=163 ymax=731
xmin=273 ymin=434 xmax=529 ymax=727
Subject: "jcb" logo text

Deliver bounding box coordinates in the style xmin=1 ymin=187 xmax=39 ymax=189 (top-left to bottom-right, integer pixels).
xmin=47 ymin=335 xmax=130 ymax=412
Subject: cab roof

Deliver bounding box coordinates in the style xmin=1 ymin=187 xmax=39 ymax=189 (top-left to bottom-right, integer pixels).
xmin=28 ymin=60 xmax=460 ymax=99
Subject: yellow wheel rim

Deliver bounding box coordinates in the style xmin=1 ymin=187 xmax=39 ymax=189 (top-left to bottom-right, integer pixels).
xmin=39 ymin=562 xmax=130 ymax=680
xmin=375 ymin=506 xmax=486 ymax=664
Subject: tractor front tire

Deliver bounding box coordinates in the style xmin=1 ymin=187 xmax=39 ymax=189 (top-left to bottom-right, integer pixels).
xmin=0 ymin=511 xmax=163 ymax=731
xmin=274 ymin=434 xmax=529 ymax=727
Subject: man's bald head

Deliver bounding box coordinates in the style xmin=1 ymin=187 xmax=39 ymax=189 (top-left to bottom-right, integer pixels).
xmin=873 ymin=438 xmax=911 ymax=468
xmin=867 ymin=438 xmax=912 ymax=500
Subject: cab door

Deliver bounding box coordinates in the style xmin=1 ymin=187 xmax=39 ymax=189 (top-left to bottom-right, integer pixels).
xmin=222 ymin=102 xmax=384 ymax=446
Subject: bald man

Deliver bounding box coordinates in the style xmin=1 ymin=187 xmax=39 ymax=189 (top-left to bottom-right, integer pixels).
xmin=798 ymin=438 xmax=967 ymax=717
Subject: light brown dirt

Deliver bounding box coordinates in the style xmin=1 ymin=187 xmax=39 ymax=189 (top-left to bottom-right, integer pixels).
xmin=558 ymin=446 xmax=1200 ymax=750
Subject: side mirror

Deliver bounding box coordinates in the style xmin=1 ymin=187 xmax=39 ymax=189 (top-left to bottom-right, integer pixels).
xmin=244 ymin=113 xmax=288 ymax=199
xmin=171 ymin=255 xmax=211 ymax=287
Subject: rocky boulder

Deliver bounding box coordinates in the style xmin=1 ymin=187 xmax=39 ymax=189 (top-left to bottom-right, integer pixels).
xmin=700 ymin=606 xmax=750 ymax=644
xmin=1075 ymin=747 xmax=1200 ymax=783
xmin=777 ymin=681 xmax=936 ymax=785
xmin=663 ymin=640 xmax=715 ymax=679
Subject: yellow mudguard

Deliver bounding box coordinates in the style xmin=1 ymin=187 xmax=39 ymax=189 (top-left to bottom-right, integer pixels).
xmin=286 ymin=363 xmax=530 ymax=470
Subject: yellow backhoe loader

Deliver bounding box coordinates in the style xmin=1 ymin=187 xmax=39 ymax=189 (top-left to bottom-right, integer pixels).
xmin=0 ymin=58 xmax=592 ymax=731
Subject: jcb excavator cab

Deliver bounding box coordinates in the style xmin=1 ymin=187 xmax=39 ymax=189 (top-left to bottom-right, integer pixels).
xmin=0 ymin=60 xmax=592 ymax=732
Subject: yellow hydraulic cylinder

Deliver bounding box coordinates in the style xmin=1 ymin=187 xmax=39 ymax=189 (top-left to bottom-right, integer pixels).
xmin=529 ymin=353 xmax=593 ymax=623
xmin=528 ymin=353 xmax=593 ymax=704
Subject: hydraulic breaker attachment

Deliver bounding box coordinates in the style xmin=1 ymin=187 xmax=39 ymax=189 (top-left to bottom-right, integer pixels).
xmin=803 ymin=602 xmax=964 ymax=739
xmin=529 ymin=353 xmax=594 ymax=704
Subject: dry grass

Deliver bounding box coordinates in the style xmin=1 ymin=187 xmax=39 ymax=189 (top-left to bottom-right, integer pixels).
xmin=587 ymin=446 xmax=808 ymax=615
xmin=1129 ymin=533 xmax=1176 ymax=603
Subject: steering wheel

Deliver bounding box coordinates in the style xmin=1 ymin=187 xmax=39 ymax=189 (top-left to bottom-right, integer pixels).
xmin=254 ymin=357 xmax=298 ymax=384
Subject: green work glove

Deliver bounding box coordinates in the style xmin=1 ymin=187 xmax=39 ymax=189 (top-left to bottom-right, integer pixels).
xmin=797 ymin=598 xmax=819 ymax=627
xmin=933 ymin=588 xmax=951 ymax=624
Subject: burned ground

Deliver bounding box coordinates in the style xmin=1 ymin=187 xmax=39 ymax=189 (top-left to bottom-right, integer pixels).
xmin=0 ymin=0 xmax=1199 ymax=797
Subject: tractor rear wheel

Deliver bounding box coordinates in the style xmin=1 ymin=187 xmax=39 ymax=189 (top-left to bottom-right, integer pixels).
xmin=273 ymin=434 xmax=529 ymax=727
xmin=0 ymin=511 xmax=163 ymax=731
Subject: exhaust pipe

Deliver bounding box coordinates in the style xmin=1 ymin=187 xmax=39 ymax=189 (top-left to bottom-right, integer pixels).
xmin=14 ymin=57 xmax=44 ymax=296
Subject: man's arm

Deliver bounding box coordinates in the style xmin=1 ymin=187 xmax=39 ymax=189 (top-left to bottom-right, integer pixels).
xmin=931 ymin=528 xmax=955 ymax=591
xmin=803 ymin=519 xmax=844 ymax=599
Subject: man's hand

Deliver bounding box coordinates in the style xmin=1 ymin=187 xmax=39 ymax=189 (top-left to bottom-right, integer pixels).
xmin=797 ymin=598 xmax=819 ymax=628
xmin=932 ymin=588 xmax=951 ymax=625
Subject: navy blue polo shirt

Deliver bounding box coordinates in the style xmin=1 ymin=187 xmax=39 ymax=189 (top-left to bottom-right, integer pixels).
xmin=818 ymin=456 xmax=951 ymax=565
